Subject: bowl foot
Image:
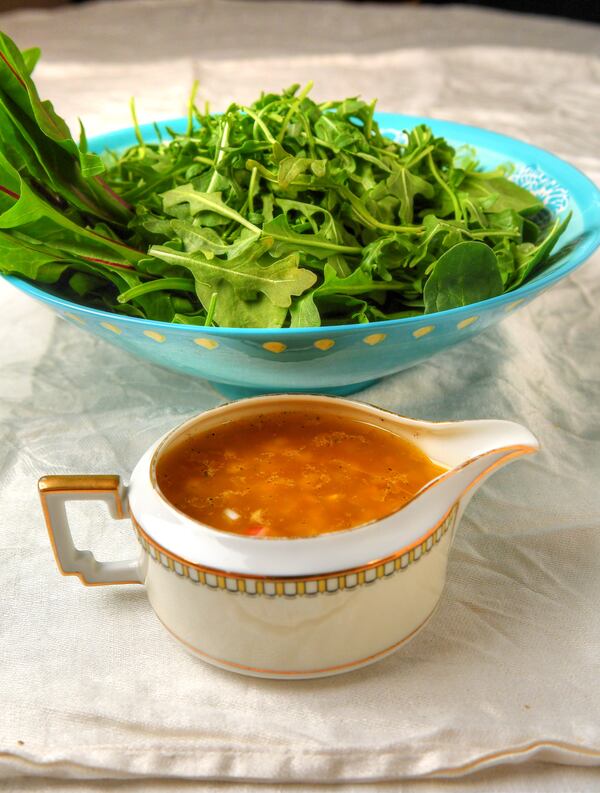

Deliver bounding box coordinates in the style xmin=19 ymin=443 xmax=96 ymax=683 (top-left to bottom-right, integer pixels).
xmin=209 ymin=378 xmax=380 ymax=400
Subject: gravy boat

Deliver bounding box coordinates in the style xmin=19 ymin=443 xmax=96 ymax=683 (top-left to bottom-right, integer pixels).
xmin=39 ymin=395 xmax=539 ymax=679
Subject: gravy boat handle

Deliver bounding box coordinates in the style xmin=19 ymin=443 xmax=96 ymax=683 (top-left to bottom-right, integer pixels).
xmin=38 ymin=474 xmax=143 ymax=586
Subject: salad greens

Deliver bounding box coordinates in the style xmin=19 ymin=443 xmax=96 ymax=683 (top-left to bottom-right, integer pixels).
xmin=0 ymin=32 xmax=569 ymax=328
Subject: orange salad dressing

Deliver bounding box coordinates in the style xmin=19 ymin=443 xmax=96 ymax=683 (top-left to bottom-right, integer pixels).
xmin=155 ymin=410 xmax=447 ymax=538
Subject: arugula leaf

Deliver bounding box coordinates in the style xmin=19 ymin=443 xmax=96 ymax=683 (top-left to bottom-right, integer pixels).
xmin=0 ymin=32 xmax=571 ymax=328
xmin=263 ymin=214 xmax=362 ymax=259
xmin=368 ymin=166 xmax=434 ymax=225
xmin=162 ymin=186 xmax=261 ymax=233
xmin=171 ymin=220 xmax=259 ymax=259
xmin=149 ymin=241 xmax=317 ymax=328
xmin=290 ymin=292 xmax=321 ymax=328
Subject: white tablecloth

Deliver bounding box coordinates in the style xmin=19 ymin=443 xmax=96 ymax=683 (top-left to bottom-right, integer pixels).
xmin=1 ymin=1 xmax=599 ymax=790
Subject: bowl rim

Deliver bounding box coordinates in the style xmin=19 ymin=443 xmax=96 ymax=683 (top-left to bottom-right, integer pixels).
xmin=4 ymin=112 xmax=600 ymax=337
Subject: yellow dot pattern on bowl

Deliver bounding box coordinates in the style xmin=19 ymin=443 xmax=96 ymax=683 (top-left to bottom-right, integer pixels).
xmin=412 ymin=325 xmax=435 ymax=339
xmin=505 ymin=298 xmax=525 ymax=312
xmin=100 ymin=322 xmax=122 ymax=335
xmin=314 ymin=339 xmax=335 ymax=351
xmin=363 ymin=333 xmax=387 ymax=346
xmin=143 ymin=330 xmax=166 ymax=343
xmin=262 ymin=342 xmax=287 ymax=354
xmin=194 ymin=338 xmax=219 ymax=350
xmin=65 ymin=312 xmax=86 ymax=325
xmin=456 ymin=315 xmax=479 ymax=330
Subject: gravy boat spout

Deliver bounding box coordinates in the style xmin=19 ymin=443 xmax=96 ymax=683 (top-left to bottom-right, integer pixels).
xmin=297 ymin=405 xmax=542 ymax=578
xmin=399 ymin=416 xmax=541 ymax=530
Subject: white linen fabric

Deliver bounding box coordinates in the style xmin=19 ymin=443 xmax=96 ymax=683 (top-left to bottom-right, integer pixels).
xmin=0 ymin=0 xmax=599 ymax=788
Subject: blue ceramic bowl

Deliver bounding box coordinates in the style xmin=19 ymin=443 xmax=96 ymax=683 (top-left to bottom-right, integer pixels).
xmin=5 ymin=115 xmax=600 ymax=398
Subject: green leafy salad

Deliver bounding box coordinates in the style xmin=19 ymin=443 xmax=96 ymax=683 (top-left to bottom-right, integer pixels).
xmin=0 ymin=32 xmax=569 ymax=328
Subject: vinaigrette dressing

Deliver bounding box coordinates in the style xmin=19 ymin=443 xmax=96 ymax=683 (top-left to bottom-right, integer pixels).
xmin=156 ymin=410 xmax=447 ymax=538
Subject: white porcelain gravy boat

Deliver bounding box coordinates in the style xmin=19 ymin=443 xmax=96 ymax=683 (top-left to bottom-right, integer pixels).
xmin=39 ymin=395 xmax=539 ymax=679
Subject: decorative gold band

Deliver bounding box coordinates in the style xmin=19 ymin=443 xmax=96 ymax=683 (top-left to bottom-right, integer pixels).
xmin=133 ymin=502 xmax=457 ymax=597
xmin=39 ymin=474 xmax=123 ymax=508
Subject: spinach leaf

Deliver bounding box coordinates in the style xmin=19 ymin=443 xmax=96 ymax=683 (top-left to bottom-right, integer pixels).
xmin=423 ymin=241 xmax=503 ymax=313
xmin=509 ymin=213 xmax=571 ymax=289
xmin=459 ymin=174 xmax=542 ymax=214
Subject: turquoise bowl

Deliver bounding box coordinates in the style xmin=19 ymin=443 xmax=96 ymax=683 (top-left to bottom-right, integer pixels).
xmin=5 ymin=114 xmax=600 ymax=398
